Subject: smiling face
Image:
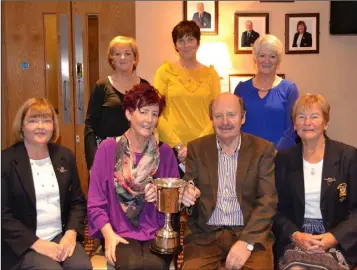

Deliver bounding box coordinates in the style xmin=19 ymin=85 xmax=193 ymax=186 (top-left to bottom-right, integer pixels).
xmin=126 ymin=104 xmax=160 ymax=139
xmin=298 ymin=24 xmax=305 ymax=33
xmin=175 ymin=35 xmax=199 ymax=61
xmin=294 ymin=103 xmax=328 ymax=142
xmin=255 ymin=47 xmax=279 ymax=75
xmin=22 ymin=111 xmax=54 ymax=146
xmin=211 ymin=94 xmax=245 ymax=143
xmin=245 ymin=21 xmax=253 ymax=32
xmin=111 ymin=44 xmax=136 ymax=72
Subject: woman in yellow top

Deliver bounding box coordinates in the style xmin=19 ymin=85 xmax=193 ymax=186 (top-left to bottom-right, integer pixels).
xmin=154 ymin=20 xmax=221 ymax=172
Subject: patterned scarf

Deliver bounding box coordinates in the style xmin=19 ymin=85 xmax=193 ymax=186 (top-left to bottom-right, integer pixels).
xmin=114 ymin=131 xmax=160 ymax=227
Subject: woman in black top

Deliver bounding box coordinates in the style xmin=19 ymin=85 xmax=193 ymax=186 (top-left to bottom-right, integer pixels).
xmin=85 ymin=36 xmax=149 ymax=169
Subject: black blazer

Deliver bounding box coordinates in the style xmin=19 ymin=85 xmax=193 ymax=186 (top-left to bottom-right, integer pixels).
xmin=273 ymin=138 xmax=357 ymax=266
xmin=241 ymin=30 xmax=260 ymax=47
xmin=292 ymin=31 xmax=312 ymax=47
xmin=1 ymin=142 xmax=86 ymax=269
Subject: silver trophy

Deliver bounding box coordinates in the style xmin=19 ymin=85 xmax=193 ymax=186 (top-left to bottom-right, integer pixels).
xmin=150 ymin=178 xmax=187 ymax=255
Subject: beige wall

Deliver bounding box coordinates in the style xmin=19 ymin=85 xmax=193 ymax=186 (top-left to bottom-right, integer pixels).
xmin=136 ymin=1 xmax=357 ymax=147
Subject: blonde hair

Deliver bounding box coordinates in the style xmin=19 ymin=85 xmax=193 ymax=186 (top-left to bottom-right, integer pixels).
xmin=107 ymin=36 xmax=139 ymax=71
xmin=12 ymin=98 xmax=60 ymax=143
xmin=292 ymin=93 xmax=330 ymax=124
xmin=252 ymin=34 xmax=283 ymax=64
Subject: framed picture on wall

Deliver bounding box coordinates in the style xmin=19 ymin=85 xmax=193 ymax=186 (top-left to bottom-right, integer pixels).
xmin=229 ymin=73 xmax=286 ymax=92
xmin=234 ymin=13 xmax=269 ymax=54
xmin=285 ymin=13 xmax=320 ymax=54
xmin=183 ymin=1 xmax=218 ymax=35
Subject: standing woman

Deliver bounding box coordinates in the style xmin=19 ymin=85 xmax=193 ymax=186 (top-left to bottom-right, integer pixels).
xmin=1 ymin=98 xmax=91 ymax=270
xmin=85 ymin=36 xmax=149 ymax=170
xmin=154 ymin=20 xmax=221 ymax=173
xmin=234 ymin=34 xmax=299 ymax=151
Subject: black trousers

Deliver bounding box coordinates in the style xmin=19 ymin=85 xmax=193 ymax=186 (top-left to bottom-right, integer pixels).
xmin=19 ymin=234 xmax=92 ymax=270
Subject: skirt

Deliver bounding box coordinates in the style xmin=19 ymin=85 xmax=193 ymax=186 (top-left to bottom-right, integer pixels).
xmin=279 ymin=218 xmax=350 ymax=270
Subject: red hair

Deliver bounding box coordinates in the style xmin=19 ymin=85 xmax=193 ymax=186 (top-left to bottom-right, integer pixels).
xmin=123 ymin=83 xmax=166 ymax=116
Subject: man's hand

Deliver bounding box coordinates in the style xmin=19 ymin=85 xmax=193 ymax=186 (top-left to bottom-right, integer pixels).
xmin=292 ymin=232 xmax=325 ymax=253
xmin=311 ymin=233 xmax=337 ymax=251
xmin=31 ymin=239 xmax=63 ymax=262
xmin=104 ymin=232 xmax=129 ymax=266
xmin=144 ymin=183 xmax=157 ymax=203
xmin=179 ymin=183 xmax=200 ymax=207
xmin=177 ymin=146 xmax=187 ymax=164
xmin=226 ymin=240 xmax=251 ymax=270
xmin=58 ymin=230 xmax=77 ymax=261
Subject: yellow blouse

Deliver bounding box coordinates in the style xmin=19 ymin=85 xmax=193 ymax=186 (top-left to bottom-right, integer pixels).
xmin=154 ymin=61 xmax=221 ymax=147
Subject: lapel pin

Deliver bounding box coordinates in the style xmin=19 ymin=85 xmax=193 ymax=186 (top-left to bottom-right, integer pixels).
xmin=324 ymin=177 xmax=336 ymax=185
xmin=58 ymin=166 xmax=67 ymax=173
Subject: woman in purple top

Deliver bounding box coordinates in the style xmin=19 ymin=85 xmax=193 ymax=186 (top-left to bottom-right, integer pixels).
xmin=234 ymin=35 xmax=299 ymax=151
xmin=87 ymin=84 xmax=179 ymax=270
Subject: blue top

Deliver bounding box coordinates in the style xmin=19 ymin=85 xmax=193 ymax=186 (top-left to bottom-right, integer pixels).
xmin=234 ymin=79 xmax=299 ymax=151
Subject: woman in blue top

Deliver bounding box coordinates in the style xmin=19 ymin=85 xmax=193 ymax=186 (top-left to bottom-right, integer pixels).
xmin=234 ymin=34 xmax=299 ymax=151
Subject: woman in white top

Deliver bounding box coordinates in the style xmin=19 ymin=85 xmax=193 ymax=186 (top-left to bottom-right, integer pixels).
xmin=1 ymin=98 xmax=91 ymax=270
xmin=273 ymin=94 xmax=357 ymax=269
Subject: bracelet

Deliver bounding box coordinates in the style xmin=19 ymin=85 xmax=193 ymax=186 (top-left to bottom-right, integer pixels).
xmin=175 ymin=143 xmax=184 ymax=152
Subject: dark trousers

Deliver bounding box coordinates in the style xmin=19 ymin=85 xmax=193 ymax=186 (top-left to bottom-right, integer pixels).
xmin=183 ymin=229 xmax=273 ymax=270
xmin=19 ymin=234 xmax=92 ymax=270
xmin=112 ymin=238 xmax=172 ymax=270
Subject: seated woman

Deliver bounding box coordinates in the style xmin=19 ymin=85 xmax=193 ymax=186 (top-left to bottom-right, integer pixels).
xmin=1 ymin=98 xmax=91 ymax=270
xmin=273 ymin=94 xmax=357 ymax=270
xmin=87 ymin=83 xmax=180 ymax=270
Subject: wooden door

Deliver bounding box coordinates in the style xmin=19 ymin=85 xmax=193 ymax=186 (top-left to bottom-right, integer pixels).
xmin=1 ymin=1 xmax=136 ymax=195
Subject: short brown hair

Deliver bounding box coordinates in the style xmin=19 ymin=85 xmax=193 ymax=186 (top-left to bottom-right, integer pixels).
xmin=12 ymin=98 xmax=60 ymax=143
xmin=172 ymin=20 xmax=201 ymax=47
xmin=292 ymin=93 xmax=330 ymax=124
xmin=107 ymin=36 xmax=139 ymax=71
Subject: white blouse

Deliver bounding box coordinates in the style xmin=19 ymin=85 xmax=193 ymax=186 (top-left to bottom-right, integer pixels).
xmin=303 ymin=159 xmax=324 ymax=219
xmin=30 ymin=157 xmax=62 ymax=241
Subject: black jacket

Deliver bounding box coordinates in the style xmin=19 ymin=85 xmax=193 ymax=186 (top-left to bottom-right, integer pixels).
xmin=292 ymin=31 xmax=312 ymax=47
xmin=273 ymin=138 xmax=357 ymax=267
xmin=1 ymin=142 xmax=86 ymax=269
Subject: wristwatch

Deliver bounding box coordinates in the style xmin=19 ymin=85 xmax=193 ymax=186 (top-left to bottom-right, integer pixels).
xmin=243 ymin=241 xmax=254 ymax=252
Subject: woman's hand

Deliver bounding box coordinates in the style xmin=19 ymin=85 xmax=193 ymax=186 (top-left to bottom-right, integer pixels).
xmin=180 ymin=184 xmax=200 ymax=207
xmin=144 ymin=183 xmax=157 ymax=203
xmin=31 ymin=239 xmax=63 ymax=261
xmin=292 ymin=232 xmax=325 ymax=253
xmin=312 ymin=233 xmax=338 ymax=251
xmin=104 ymin=232 xmax=129 ymax=266
xmin=58 ymin=230 xmax=77 ymax=262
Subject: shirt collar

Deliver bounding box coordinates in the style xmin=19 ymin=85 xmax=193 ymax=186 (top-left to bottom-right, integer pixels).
xmin=216 ymin=134 xmax=241 ymax=154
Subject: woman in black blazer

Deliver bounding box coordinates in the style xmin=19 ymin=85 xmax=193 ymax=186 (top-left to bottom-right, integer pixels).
xmin=1 ymin=98 xmax=92 ymax=270
xmin=273 ymin=94 xmax=357 ymax=270
xmin=292 ymin=21 xmax=312 ymax=47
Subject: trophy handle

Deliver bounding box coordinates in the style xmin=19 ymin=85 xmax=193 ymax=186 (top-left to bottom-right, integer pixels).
xmin=179 ymin=180 xmax=196 ymax=214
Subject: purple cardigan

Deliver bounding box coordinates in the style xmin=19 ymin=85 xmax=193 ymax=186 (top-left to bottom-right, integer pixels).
xmin=87 ymin=138 xmax=179 ymax=241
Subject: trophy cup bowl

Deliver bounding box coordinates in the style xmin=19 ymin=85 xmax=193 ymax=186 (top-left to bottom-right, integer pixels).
xmin=150 ymin=178 xmax=187 ymax=255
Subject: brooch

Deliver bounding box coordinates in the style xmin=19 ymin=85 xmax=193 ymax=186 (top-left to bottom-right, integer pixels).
xmin=57 ymin=166 xmax=67 ymax=173
xmin=324 ymin=177 xmax=336 ymax=185
xmin=337 ymin=183 xmax=347 ymax=202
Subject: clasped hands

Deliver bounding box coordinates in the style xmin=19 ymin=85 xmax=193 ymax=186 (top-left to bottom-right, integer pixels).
xmin=292 ymin=231 xmax=337 ymax=253
xmin=31 ymin=230 xmax=77 ymax=262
